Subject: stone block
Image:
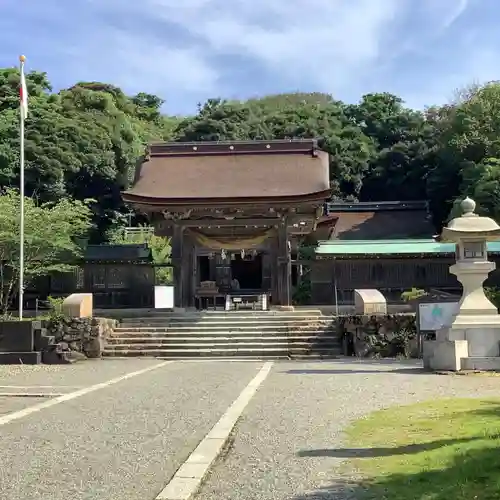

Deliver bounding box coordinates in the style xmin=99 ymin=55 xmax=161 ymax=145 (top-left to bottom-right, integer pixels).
xmin=354 ymin=289 xmax=387 ymax=315
xmin=34 ymin=329 xmax=54 ymax=350
xmin=274 ymin=305 xmax=294 ymax=311
xmin=62 ymin=293 xmax=93 ymax=318
xmin=423 ymin=339 xmax=468 ymax=371
xmin=461 ymin=357 xmax=500 ymax=371
xmin=0 ymin=321 xmax=34 ymax=352
xmin=0 ymin=351 xmax=41 ymax=364
xmin=83 ymin=337 xmax=103 ymax=358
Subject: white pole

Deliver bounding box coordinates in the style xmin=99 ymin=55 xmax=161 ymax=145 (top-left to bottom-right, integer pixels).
xmin=18 ymin=56 xmax=26 ymax=320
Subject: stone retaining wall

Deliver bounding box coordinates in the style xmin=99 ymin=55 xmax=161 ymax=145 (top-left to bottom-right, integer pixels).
xmin=337 ymin=314 xmax=418 ymax=358
xmin=46 ymin=317 xmax=118 ymax=358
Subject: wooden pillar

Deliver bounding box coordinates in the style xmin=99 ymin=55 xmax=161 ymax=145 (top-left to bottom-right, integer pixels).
xmin=261 ymin=249 xmax=272 ymax=292
xmin=270 ymin=230 xmax=279 ymax=304
xmin=277 ymin=219 xmax=291 ymax=306
xmin=171 ymin=224 xmax=184 ymax=308
xmin=190 ymin=245 xmax=198 ymax=307
xmin=181 ymin=240 xmax=193 ymax=307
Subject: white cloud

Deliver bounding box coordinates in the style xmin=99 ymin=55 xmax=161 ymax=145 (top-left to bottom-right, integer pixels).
xmin=403 ymin=47 xmax=500 ymax=109
xmin=437 ymin=0 xmax=469 ymax=31
xmin=58 ymin=27 xmax=219 ymax=96
xmin=1 ymin=0 xmax=498 ymax=112
xmin=75 ymin=0 xmax=404 ymax=95
xmin=142 ymin=0 xmax=402 ymax=92
xmin=0 ymin=0 xmax=219 ymax=98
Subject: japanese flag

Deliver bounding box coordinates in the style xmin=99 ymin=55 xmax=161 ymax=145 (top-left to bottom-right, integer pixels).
xmin=20 ymin=66 xmax=28 ymax=120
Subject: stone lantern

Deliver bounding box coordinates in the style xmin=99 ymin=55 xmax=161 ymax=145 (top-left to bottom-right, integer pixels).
xmin=423 ymin=197 xmax=500 ymax=371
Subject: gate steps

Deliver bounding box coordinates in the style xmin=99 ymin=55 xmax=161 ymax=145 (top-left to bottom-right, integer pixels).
xmin=103 ymin=309 xmax=341 ymax=359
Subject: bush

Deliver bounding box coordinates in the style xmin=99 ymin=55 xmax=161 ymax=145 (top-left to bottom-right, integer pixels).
xmin=485 ymin=286 xmax=500 ymax=310
xmin=401 ymin=288 xmax=427 ymax=302
xmin=337 ymin=314 xmax=418 ymax=358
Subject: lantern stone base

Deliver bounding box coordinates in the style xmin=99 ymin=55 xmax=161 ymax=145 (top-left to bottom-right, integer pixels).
xmin=423 ymin=339 xmax=469 ymax=371
xmin=424 ymin=316 xmax=500 ymax=371
xmin=461 ymin=357 xmax=500 ymax=370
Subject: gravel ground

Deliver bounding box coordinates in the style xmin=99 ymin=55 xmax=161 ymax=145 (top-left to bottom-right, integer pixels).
xmin=196 ymin=359 xmax=500 ymax=500
xmin=0 ymin=358 xmax=165 ymax=388
xmin=0 ymin=360 xmax=263 ymax=500
xmin=0 ymin=396 xmax=48 ymax=415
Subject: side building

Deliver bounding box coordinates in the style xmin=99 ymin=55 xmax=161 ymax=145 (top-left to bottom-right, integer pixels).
xmin=311 ymin=201 xmax=500 ymax=304
xmin=23 ymin=244 xmax=155 ymax=310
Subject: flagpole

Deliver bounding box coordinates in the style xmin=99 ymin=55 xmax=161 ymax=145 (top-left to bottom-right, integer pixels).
xmin=19 ymin=55 xmax=26 ymax=320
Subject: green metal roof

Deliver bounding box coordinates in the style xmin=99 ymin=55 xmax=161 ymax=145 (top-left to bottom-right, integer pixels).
xmin=315 ymin=239 xmax=500 ymax=256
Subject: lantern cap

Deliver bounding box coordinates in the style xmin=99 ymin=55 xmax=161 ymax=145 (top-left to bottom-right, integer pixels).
xmin=441 ymin=197 xmax=500 ymax=242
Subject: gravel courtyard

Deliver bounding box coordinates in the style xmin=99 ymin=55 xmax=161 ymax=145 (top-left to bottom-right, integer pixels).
xmin=195 ymin=359 xmax=500 ymax=500
xmin=1 ymin=358 xmax=500 ymax=500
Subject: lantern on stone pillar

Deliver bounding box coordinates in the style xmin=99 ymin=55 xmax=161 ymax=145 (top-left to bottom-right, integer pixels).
xmin=423 ymin=197 xmax=500 ymax=372
xmin=441 ymin=197 xmax=500 ymax=317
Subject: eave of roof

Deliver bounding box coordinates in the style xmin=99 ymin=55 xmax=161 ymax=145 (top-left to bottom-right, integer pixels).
xmin=315 ymin=239 xmax=500 ymax=258
xmin=84 ymin=244 xmax=153 ymax=262
xmin=121 ymin=189 xmax=332 ymax=207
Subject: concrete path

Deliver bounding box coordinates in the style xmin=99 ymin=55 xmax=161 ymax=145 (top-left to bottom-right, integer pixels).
xmin=3 ymin=358 xmax=500 ymax=500
xmin=0 ymin=359 xmax=265 ymax=500
xmin=195 ymin=359 xmax=500 ymax=500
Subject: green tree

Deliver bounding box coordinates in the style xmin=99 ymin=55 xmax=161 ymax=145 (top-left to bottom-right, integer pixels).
xmin=0 ymin=188 xmax=93 ymax=315
xmin=3 ymin=65 xmax=499 ymax=241
xmin=109 ymin=226 xmax=172 ymax=285
xmin=424 ymin=83 xmax=500 ymax=226
xmin=174 ymin=93 xmax=375 ymax=199
xmin=344 ymin=93 xmax=435 ymax=202
xmin=0 ymin=69 xmax=178 ymax=241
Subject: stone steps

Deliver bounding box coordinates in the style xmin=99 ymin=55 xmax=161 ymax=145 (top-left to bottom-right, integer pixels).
xmin=104 ymin=347 xmax=340 ymax=359
xmin=115 ymin=323 xmax=332 ymax=334
xmin=108 ymin=336 xmax=340 ymax=345
xmin=109 ymin=332 xmax=336 ymax=340
xmin=108 ymin=341 xmax=339 ymax=349
xmin=119 ymin=317 xmax=332 ymax=326
xmin=103 ymin=310 xmax=341 ymax=359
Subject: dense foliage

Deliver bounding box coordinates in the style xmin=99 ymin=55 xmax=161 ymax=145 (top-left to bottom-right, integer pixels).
xmin=0 ymin=189 xmax=93 ymax=314
xmin=2 ymin=67 xmax=500 ymax=241
xmin=109 ymin=225 xmax=172 ymax=285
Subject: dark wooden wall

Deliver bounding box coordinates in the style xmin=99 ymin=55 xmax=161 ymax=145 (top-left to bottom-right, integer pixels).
xmin=310 ymin=257 xmax=463 ymax=305
xmin=22 ymin=262 xmax=158 ymax=310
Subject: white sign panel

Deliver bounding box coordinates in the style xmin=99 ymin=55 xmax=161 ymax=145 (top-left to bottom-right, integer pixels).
xmin=418 ymin=302 xmax=459 ymax=331
xmin=154 ymin=286 xmax=174 ymax=309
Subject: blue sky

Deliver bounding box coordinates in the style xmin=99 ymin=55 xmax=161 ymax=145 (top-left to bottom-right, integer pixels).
xmin=0 ymin=0 xmax=498 ymax=115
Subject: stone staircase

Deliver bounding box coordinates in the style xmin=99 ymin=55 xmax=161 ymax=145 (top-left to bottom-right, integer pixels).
xmin=103 ymin=309 xmax=341 ymax=359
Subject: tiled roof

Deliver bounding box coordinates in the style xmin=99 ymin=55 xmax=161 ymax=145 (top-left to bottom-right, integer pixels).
xmin=122 ymin=139 xmax=330 ymax=203
xmin=317 ymin=209 xmax=435 ymax=240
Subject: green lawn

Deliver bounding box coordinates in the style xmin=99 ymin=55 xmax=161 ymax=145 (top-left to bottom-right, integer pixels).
xmin=344 ymin=398 xmax=500 ymax=500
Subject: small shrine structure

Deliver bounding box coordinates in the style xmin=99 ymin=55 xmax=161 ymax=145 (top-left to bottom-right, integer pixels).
xmin=122 ymin=139 xmax=331 ymax=309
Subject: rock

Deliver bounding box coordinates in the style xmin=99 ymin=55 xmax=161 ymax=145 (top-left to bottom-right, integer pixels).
xmin=67 ymin=350 xmax=87 ymax=362
xmin=83 ymin=338 xmax=102 ymax=358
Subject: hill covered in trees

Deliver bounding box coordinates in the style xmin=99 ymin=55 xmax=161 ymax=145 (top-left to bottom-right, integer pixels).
xmin=2 ymin=66 xmax=500 ymax=241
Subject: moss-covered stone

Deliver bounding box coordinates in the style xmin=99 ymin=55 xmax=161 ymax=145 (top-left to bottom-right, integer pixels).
xmin=45 ymin=317 xmax=118 ymax=358
xmin=336 ymin=314 xmax=417 ymax=358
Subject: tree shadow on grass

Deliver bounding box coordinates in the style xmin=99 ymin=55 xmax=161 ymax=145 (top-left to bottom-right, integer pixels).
xmin=293 ymin=445 xmax=500 ymax=500
xmin=297 ymin=437 xmax=481 ymax=458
